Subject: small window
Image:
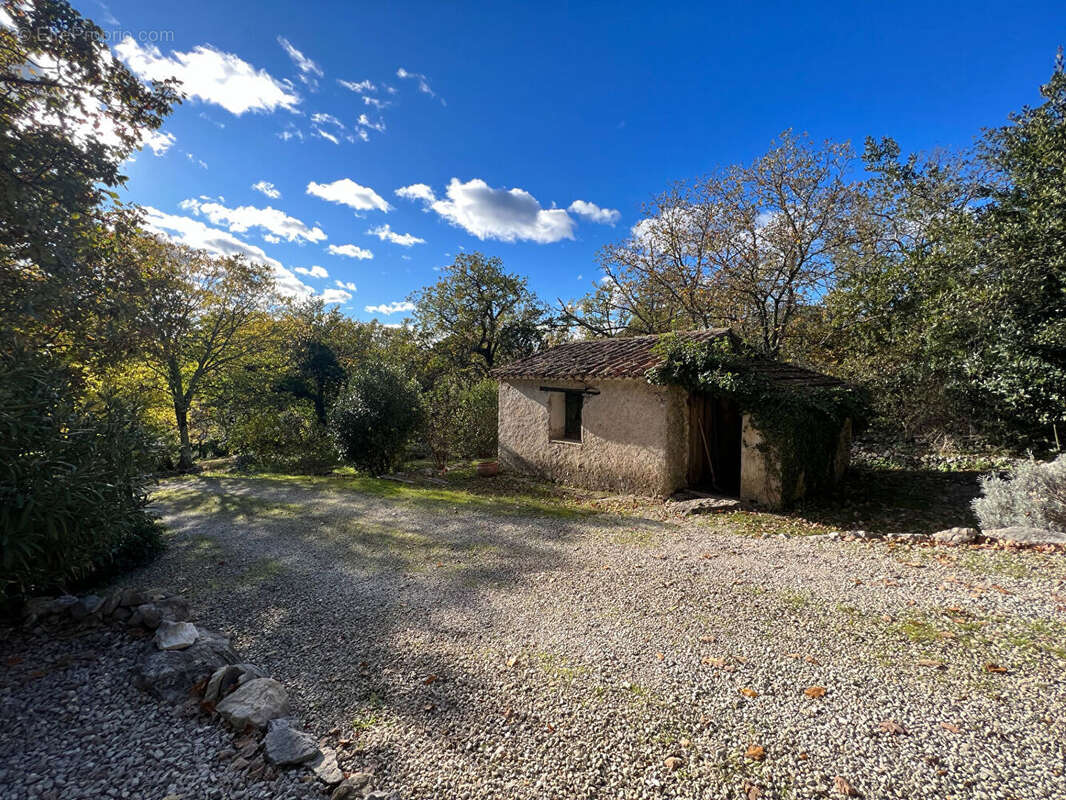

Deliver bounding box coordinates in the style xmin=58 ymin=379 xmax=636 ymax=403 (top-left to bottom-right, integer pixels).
xmin=563 ymin=391 xmax=583 ymax=442
xmin=548 ymin=389 xmax=583 ymax=442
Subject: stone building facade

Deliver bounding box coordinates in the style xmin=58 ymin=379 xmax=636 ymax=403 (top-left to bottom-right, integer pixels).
xmin=492 ymin=331 xmax=850 ymax=509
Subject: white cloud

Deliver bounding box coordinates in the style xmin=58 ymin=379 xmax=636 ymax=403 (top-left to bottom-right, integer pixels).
xmin=263 ymin=233 xmax=281 ymax=243
xmin=335 ymin=280 xmax=358 ymax=291
xmin=295 ymin=265 xmax=329 ymax=279
xmin=568 ymin=199 xmax=621 ymax=225
xmin=367 ymin=224 xmax=424 ymax=247
xmin=277 ymin=126 xmax=304 ymax=142
xmin=252 ymin=181 xmax=281 ymax=199
xmin=365 ymin=301 xmax=415 ymax=315
xmin=141 ymin=206 xmax=312 ymax=297
xmin=314 ymin=127 xmax=340 ymax=145
xmin=394 ymin=183 xmax=436 ymax=204
xmin=144 ymin=130 xmax=176 ymax=155
xmin=116 ymin=38 xmax=300 ymax=115
xmin=363 ymin=96 xmax=388 ymax=109
xmin=277 ymin=36 xmax=322 ymax=89
xmin=184 ymin=151 xmax=207 ymax=169
xmin=338 ymin=79 xmax=375 ymax=93
xmin=328 ymin=244 xmax=374 ymax=260
xmin=180 ymin=198 xmax=326 ymax=243
xmin=396 ymin=67 xmax=442 ymax=103
xmin=356 ymin=113 xmax=385 ymax=133
xmin=356 ymin=129 xmax=369 ymax=142
xmin=398 ymin=178 xmax=575 ymax=244
xmin=311 ymin=112 xmax=344 ymax=128
xmin=307 ymin=179 xmax=390 ymax=212
xmin=320 ymin=288 xmax=352 ymax=304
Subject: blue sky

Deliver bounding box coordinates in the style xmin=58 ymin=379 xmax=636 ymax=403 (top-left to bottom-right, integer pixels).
xmin=83 ymin=0 xmax=1065 ymax=322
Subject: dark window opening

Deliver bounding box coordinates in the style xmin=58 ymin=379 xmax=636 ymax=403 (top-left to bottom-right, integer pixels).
xmin=563 ymin=391 xmax=583 ymax=441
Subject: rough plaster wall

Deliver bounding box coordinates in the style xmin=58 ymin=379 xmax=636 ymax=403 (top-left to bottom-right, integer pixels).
xmin=739 ymin=415 xmax=783 ymax=509
xmin=498 ymin=379 xmax=688 ymax=496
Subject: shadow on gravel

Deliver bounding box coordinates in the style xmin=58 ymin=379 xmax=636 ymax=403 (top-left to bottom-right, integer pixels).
xmin=789 ymin=466 xmax=984 ymax=535
xmin=123 ymin=473 xmax=677 ymax=786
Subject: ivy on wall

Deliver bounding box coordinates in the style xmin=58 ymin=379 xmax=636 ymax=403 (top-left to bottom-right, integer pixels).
xmin=646 ymin=334 xmax=870 ymax=506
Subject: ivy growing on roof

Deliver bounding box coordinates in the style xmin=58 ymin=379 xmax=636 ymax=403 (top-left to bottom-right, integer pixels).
xmin=646 ymin=333 xmax=870 ymax=506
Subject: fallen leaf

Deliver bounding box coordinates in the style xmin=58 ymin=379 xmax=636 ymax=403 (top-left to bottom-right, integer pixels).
xmin=804 ymin=655 xmax=821 ymax=665
xmin=833 ymin=775 xmax=859 ymax=796
xmin=745 ymin=744 xmax=765 ymax=761
xmin=505 ymin=656 xmax=518 ymax=668
xmin=679 ymin=738 xmax=691 ymax=749
xmin=702 ymin=656 xmax=728 ymax=667
xmin=423 ymin=674 xmax=438 ymax=685
xmin=798 ymin=751 xmax=809 ymax=760
xmin=656 ymin=652 xmax=665 ymax=662
xmin=878 ymin=720 xmax=907 ymax=735
xmin=743 ymin=780 xmax=763 ymax=799
xmin=804 ymin=686 xmax=827 ymax=698
xmin=739 ymin=687 xmax=759 ymax=698
xmin=663 ymin=756 xmax=683 ymax=771
xmin=984 ymin=663 xmax=1009 ymax=674
xmin=940 ymin=722 xmax=961 ymax=733
xmin=699 ymin=635 xmax=715 ymax=643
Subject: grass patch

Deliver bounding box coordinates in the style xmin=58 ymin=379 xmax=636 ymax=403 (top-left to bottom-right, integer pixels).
xmin=238 ymin=557 xmax=286 ymax=586
xmin=186 ymin=471 xmax=593 ymax=521
xmin=700 ymin=511 xmax=835 ymax=538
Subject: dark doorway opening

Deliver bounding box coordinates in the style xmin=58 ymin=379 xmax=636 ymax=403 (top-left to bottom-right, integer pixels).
xmin=687 ymin=393 xmax=743 ymax=496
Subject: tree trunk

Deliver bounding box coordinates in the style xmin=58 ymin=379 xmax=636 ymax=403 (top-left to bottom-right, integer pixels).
xmin=174 ymin=399 xmax=194 ymax=471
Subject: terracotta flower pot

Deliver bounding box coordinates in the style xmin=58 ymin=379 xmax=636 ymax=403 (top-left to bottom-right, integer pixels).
xmin=476 ymin=460 xmax=499 ymax=477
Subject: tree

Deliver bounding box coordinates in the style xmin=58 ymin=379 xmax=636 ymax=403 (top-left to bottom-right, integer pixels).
xmin=967 ymin=55 xmax=1066 ymax=444
xmin=410 ymin=252 xmax=546 ymax=374
xmin=133 ymin=236 xmax=277 ymax=470
xmin=561 ymin=131 xmax=855 ymax=358
xmin=276 ymin=300 xmax=348 ymax=426
xmin=0 ymin=0 xmax=179 ymax=347
xmin=823 ymin=138 xmax=985 ymax=434
xmin=330 ymin=364 xmax=423 ymax=475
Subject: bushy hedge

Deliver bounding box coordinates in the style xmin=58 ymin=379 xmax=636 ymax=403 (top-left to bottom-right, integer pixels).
xmin=329 ymin=364 xmax=423 ymax=475
xmin=973 ymin=455 xmax=1066 ymax=532
xmin=1 ymin=347 xmax=163 ymax=599
xmin=228 ymin=406 xmax=339 ymax=475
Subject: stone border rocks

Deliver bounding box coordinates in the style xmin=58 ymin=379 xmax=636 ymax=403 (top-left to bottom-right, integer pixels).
xmin=19 ymin=590 xmax=390 ymax=799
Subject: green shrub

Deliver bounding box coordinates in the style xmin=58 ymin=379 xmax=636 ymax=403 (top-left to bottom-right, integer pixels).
xmin=0 ymin=346 xmax=162 ymax=598
xmin=228 ymin=405 xmax=339 ymax=475
xmin=456 ymin=378 xmax=498 ymax=459
xmin=330 ymin=364 xmax=423 ymax=474
xmin=973 ymin=455 xmax=1066 ymax=532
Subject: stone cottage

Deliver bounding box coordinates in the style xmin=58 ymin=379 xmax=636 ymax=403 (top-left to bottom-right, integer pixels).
xmin=491 ymin=330 xmax=852 ymax=508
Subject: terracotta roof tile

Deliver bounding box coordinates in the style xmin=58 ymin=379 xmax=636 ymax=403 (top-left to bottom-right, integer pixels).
xmin=491 ymin=330 xmax=729 ymax=380
xmin=492 ymin=329 xmax=846 ymax=390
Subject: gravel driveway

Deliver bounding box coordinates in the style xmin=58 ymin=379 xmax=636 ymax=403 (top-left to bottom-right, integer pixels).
xmin=7 ymin=474 xmax=1066 ymax=800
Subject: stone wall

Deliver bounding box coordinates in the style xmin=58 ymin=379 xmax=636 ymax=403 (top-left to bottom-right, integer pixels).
xmin=498 ymin=378 xmax=689 ymax=496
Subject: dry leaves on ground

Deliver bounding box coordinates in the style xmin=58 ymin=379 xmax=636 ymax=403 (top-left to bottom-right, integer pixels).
xmin=663 ymin=756 xmax=683 ymax=772
xmin=878 ymin=720 xmax=907 ymax=736
xmin=985 ymin=663 xmax=1009 ymax=674
xmin=804 ymin=686 xmax=827 ymax=698
xmin=834 ymin=775 xmax=860 ymax=796
xmin=745 ymin=744 xmax=766 ymax=761
xmin=739 ymin=687 xmax=759 ymax=698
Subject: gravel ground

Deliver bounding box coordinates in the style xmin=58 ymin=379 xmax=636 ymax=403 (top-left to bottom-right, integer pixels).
xmin=4 ymin=473 xmax=1066 ymax=800
xmin=0 ymin=626 xmax=322 ymax=800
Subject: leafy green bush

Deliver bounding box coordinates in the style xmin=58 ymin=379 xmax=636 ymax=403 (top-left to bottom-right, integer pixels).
xmin=456 ymin=378 xmax=498 ymax=459
xmin=0 ymin=346 xmax=162 ymax=598
xmin=973 ymin=456 xmax=1066 ymax=532
xmin=228 ymin=405 xmax=339 ymax=475
xmin=330 ymin=364 xmax=423 ymax=474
